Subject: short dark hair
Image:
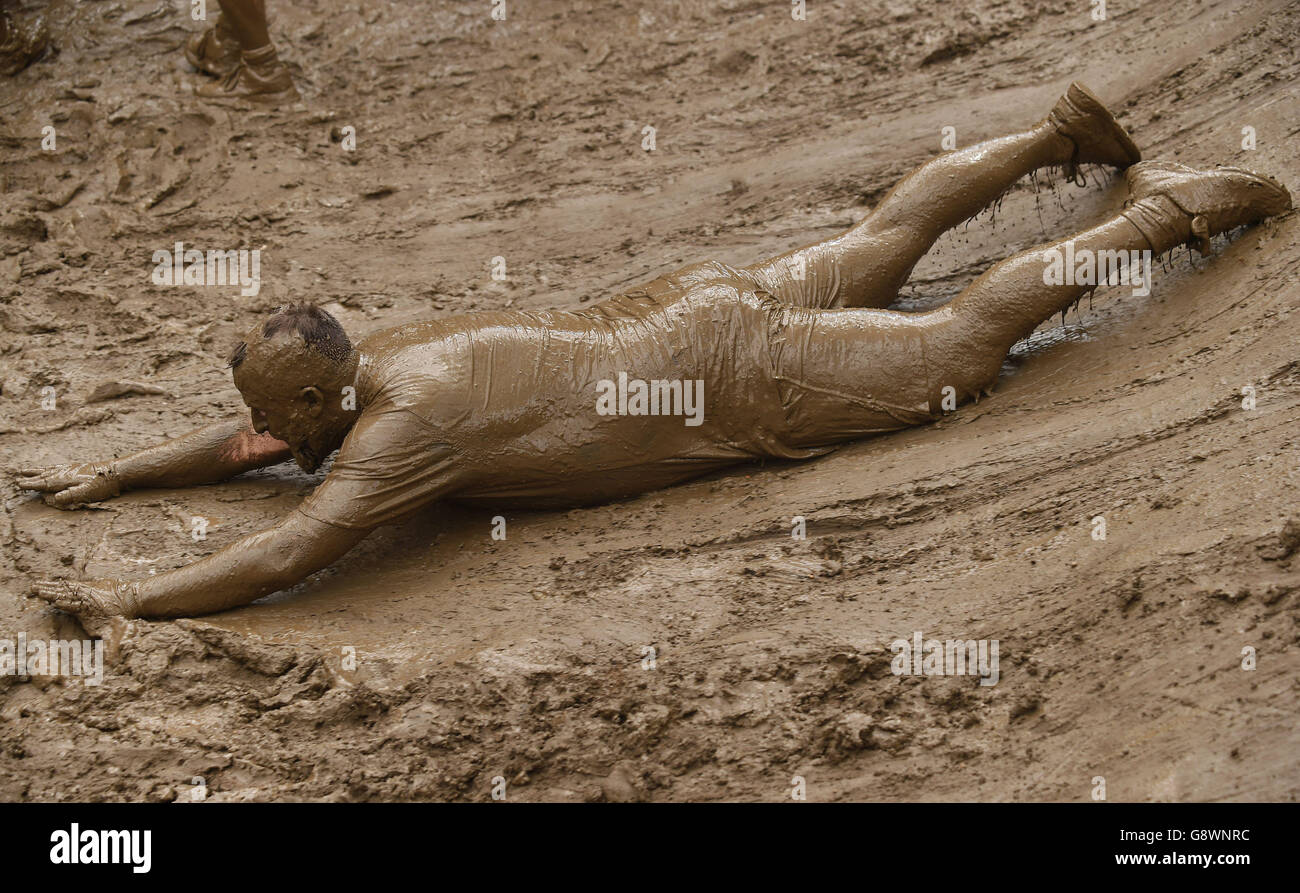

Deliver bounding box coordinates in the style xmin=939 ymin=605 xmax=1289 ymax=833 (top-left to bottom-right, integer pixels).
xmin=228 ymin=303 xmax=351 ymax=369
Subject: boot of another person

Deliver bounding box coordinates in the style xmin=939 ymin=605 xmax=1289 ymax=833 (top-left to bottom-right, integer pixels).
xmin=0 ymin=10 xmax=49 ymax=77
xmin=185 ymin=13 xmax=240 ymax=77
xmin=195 ymin=43 xmax=299 ymax=105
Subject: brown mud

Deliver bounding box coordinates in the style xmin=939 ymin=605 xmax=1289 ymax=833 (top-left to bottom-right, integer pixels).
xmin=1 ymin=0 xmax=1299 ymax=801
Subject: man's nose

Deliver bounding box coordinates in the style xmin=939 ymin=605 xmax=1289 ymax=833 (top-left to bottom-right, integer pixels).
xmin=250 ymin=410 xmax=269 ymax=434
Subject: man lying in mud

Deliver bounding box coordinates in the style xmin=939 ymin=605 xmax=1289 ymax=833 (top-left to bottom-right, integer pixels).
xmin=20 ymin=83 xmax=1291 ymax=621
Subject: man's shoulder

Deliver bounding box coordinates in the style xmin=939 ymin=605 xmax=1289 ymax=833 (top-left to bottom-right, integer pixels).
xmin=330 ymin=401 xmax=461 ymax=485
xmin=358 ymin=330 xmax=464 ymax=418
xmin=350 ymin=399 xmax=452 ymax=447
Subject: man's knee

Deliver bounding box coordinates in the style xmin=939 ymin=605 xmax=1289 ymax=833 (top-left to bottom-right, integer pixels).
xmin=923 ymin=314 xmax=1006 ymax=406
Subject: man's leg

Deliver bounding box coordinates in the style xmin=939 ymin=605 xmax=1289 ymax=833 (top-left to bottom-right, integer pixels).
xmin=765 ymin=163 xmax=1290 ymax=445
xmin=743 ymin=83 xmax=1140 ymax=310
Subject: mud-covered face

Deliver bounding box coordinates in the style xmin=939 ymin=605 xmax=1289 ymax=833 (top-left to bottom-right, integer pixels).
xmin=231 ymin=335 xmax=348 ymax=473
xmin=233 ymin=371 xmax=332 ymax=472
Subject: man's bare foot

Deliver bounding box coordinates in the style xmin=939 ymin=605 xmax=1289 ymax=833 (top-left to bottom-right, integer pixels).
xmin=14 ymin=462 xmax=123 ymax=508
xmin=30 ymin=578 xmax=139 ymax=622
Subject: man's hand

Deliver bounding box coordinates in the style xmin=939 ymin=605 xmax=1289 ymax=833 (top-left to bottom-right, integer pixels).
xmin=30 ymin=578 xmax=138 ymax=620
xmin=14 ymin=462 xmax=123 ymax=508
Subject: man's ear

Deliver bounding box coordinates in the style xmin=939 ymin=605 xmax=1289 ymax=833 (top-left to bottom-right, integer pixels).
xmin=298 ymin=386 xmax=325 ymax=417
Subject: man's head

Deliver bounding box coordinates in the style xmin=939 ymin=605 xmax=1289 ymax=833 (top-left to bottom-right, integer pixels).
xmin=228 ymin=303 xmax=359 ymax=472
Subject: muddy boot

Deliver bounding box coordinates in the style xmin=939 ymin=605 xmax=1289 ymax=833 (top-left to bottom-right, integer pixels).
xmin=1122 ymin=161 xmax=1292 ymax=255
xmin=0 ymin=10 xmax=49 ymax=77
xmin=1046 ymin=82 xmax=1142 ymax=177
xmin=185 ymin=13 xmax=240 ymax=77
xmin=195 ymin=43 xmax=298 ymax=105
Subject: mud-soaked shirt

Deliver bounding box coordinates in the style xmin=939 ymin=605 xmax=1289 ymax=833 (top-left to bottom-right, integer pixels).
xmin=297 ymin=262 xmax=833 ymax=530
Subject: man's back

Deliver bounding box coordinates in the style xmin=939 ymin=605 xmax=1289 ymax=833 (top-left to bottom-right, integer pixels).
xmin=308 ymin=266 xmax=826 ymax=524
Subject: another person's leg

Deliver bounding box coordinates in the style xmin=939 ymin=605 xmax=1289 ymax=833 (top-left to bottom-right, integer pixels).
xmin=743 ymin=83 xmax=1140 ymax=310
xmin=0 ymin=1 xmax=48 ymax=77
xmin=193 ymin=0 xmax=297 ymax=103
xmin=185 ymin=6 xmax=240 ymax=77
xmin=215 ymin=0 xmax=270 ymax=48
xmin=765 ymin=163 xmax=1291 ymax=444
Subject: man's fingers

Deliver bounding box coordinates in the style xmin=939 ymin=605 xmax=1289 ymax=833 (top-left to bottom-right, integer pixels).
xmin=15 ymin=470 xmax=58 ymax=490
xmin=43 ymin=480 xmax=100 ymax=509
xmin=29 ymin=579 xmax=122 ymax=619
xmin=15 ymin=465 xmax=79 ymax=491
xmin=31 ymin=580 xmax=77 ymax=610
xmin=31 ymin=580 xmax=62 ymax=599
xmin=43 ymin=489 xmax=85 ymax=509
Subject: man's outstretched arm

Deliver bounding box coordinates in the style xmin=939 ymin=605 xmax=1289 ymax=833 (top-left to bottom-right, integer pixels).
xmin=32 ymin=509 xmax=370 ymax=619
xmin=29 ymin=407 xmax=462 ymax=620
xmin=15 ymin=416 xmax=292 ymax=507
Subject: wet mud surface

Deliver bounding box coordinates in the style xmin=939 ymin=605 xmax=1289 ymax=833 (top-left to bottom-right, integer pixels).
xmin=1 ymin=0 xmax=1298 ymax=800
